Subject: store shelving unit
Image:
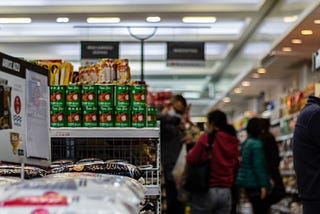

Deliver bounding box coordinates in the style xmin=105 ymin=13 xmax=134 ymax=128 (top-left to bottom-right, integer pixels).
xmin=270 ymin=113 xmax=302 ymax=214
xmin=50 ymin=127 xmax=161 ymax=213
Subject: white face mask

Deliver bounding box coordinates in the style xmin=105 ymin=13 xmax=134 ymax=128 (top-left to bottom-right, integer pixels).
xmin=168 ymin=107 xmax=176 ymax=116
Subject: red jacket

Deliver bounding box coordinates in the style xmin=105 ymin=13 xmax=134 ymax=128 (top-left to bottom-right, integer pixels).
xmin=186 ymin=131 xmax=239 ymax=188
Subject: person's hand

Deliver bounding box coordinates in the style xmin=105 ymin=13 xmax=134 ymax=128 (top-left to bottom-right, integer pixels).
xmin=260 ymin=187 xmax=267 ymax=200
xmin=181 ymin=134 xmax=194 ymax=145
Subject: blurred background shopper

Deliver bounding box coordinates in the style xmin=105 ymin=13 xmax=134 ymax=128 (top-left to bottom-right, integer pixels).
xmin=236 ymin=117 xmax=270 ymax=214
xmin=158 ymin=94 xmax=191 ymax=214
xmin=186 ymin=109 xmax=239 ymax=214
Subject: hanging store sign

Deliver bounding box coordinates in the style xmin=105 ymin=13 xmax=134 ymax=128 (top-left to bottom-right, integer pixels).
xmin=80 ymin=41 xmax=119 ymax=65
xmin=167 ymin=42 xmax=205 ymax=66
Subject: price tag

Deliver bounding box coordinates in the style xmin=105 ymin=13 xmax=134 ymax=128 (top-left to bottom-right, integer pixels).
xmin=55 ymin=132 xmax=71 ymax=137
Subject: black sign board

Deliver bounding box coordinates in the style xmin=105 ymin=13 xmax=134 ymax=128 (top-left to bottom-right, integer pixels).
xmin=81 ymin=41 xmax=119 ymax=59
xmin=167 ymin=42 xmax=205 ymax=61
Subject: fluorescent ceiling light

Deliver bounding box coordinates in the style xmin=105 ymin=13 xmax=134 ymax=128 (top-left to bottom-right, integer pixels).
xmin=314 ymin=20 xmax=320 ymax=24
xmin=300 ymin=30 xmax=313 ymax=35
xmin=282 ymin=47 xmax=292 ymax=52
xmin=223 ymin=97 xmax=231 ymax=103
xmin=87 ymin=17 xmax=120 ymax=23
xmin=234 ymin=88 xmax=242 ymax=94
xmin=291 ymin=39 xmax=302 ymax=44
xmin=252 ymin=73 xmax=260 ymax=78
xmin=283 ymin=15 xmax=298 ymax=23
xmin=56 ymin=17 xmax=69 ymax=23
xmin=0 ymin=17 xmax=32 ymax=24
xmin=257 ymin=68 xmax=266 ymax=74
xmin=241 ymin=81 xmax=251 ymax=87
xmin=146 ymin=16 xmax=161 ymax=23
xmin=182 ymin=16 xmax=216 ymax=23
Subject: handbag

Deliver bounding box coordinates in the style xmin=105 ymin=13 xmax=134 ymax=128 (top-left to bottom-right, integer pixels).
xmin=183 ymin=131 xmax=216 ymax=193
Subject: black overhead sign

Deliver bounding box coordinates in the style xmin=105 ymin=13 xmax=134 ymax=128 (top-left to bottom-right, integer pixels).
xmin=167 ymin=42 xmax=205 ymax=61
xmin=81 ymin=41 xmax=119 ymax=59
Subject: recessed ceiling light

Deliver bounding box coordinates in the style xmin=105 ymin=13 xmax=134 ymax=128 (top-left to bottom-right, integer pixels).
xmin=182 ymin=16 xmax=216 ymax=23
xmin=283 ymin=15 xmax=298 ymax=23
xmin=301 ymin=30 xmax=313 ymax=35
xmin=234 ymin=88 xmax=242 ymax=94
xmin=252 ymin=73 xmax=260 ymax=79
xmin=146 ymin=16 xmax=161 ymax=23
xmin=241 ymin=81 xmax=251 ymax=87
xmin=257 ymin=68 xmax=266 ymax=74
xmin=87 ymin=17 xmax=121 ymax=24
xmin=282 ymin=47 xmax=292 ymax=52
xmin=291 ymin=39 xmax=302 ymax=44
xmin=223 ymin=97 xmax=231 ymax=103
xmin=0 ymin=17 xmax=32 ymax=24
xmin=56 ymin=17 xmax=69 ymax=23
xmin=314 ymin=20 xmax=320 ymax=24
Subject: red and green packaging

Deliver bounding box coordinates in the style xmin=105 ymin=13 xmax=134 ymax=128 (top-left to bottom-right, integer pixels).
xmin=147 ymin=106 xmax=157 ymax=127
xmin=50 ymin=86 xmax=65 ymax=107
xmin=81 ymin=85 xmax=97 ymax=107
xmin=115 ymin=85 xmax=130 ymax=107
xmin=131 ymin=84 xmax=146 ymax=107
xmin=99 ymin=106 xmax=114 ymax=127
xmin=83 ymin=106 xmax=98 ymax=127
xmin=66 ymin=106 xmax=82 ymax=127
xmin=97 ymin=84 xmax=114 ymax=107
xmin=115 ymin=106 xmax=130 ymax=127
xmin=131 ymin=106 xmax=146 ymax=128
xmin=50 ymin=106 xmax=65 ymax=127
xmin=66 ymin=85 xmax=81 ymax=107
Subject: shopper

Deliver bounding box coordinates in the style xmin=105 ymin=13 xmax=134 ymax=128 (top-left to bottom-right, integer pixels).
xmin=186 ymin=109 xmax=239 ymax=214
xmin=157 ymin=94 xmax=192 ymax=214
xmin=293 ymin=96 xmax=320 ymax=214
xmin=259 ymin=118 xmax=285 ymax=205
xmin=235 ymin=117 xmax=270 ymax=214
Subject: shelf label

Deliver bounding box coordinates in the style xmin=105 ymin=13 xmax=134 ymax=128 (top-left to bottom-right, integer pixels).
xmin=54 ymin=131 xmax=71 ymax=137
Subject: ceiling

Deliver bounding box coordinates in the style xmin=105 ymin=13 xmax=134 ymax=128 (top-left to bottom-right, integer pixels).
xmin=0 ymin=0 xmax=317 ymax=117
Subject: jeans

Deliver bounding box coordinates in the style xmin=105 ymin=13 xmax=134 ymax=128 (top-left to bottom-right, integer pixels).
xmin=191 ymin=187 xmax=232 ymax=214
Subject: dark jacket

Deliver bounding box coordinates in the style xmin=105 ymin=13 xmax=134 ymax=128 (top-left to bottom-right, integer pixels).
xmin=293 ymin=96 xmax=320 ymax=202
xmin=236 ymin=136 xmax=269 ymax=189
xmin=186 ymin=131 xmax=239 ymax=187
xmin=158 ymin=113 xmax=184 ymax=181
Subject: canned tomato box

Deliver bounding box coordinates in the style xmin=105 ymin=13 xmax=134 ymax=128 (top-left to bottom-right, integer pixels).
xmin=97 ymin=85 xmax=114 ymax=107
xmin=131 ymin=106 xmax=146 ymax=128
xmin=114 ymin=106 xmax=130 ymax=127
xmin=66 ymin=106 xmax=82 ymax=127
xmin=147 ymin=106 xmax=157 ymax=127
xmin=81 ymin=85 xmax=97 ymax=107
xmin=115 ymin=85 xmax=130 ymax=107
xmin=83 ymin=106 xmax=98 ymax=127
xmin=131 ymin=84 xmax=146 ymax=107
xmin=99 ymin=106 xmax=114 ymax=127
xmin=66 ymin=85 xmax=81 ymax=107
xmin=50 ymin=106 xmax=65 ymax=127
xmin=50 ymin=86 xmax=65 ymax=107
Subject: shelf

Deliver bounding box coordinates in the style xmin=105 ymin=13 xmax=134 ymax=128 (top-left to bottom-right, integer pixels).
xmin=271 ymin=113 xmax=299 ymax=126
xmin=50 ymin=127 xmax=160 ymax=138
xmin=276 ymin=133 xmax=293 ymax=142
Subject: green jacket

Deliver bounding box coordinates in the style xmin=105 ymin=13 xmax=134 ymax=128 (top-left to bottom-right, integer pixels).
xmin=235 ymin=136 xmax=269 ymax=189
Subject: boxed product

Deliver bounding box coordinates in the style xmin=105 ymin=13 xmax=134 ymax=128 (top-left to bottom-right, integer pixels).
xmin=66 ymin=106 xmax=82 ymax=127
xmin=97 ymin=84 xmax=114 ymax=107
xmin=115 ymin=85 xmax=130 ymax=107
xmin=131 ymin=84 xmax=146 ymax=107
xmin=50 ymin=86 xmax=65 ymax=107
xmin=99 ymin=106 xmax=114 ymax=127
xmin=81 ymin=85 xmax=97 ymax=107
xmin=50 ymin=106 xmax=65 ymax=127
xmin=66 ymin=85 xmax=81 ymax=107
xmin=83 ymin=106 xmax=98 ymax=127
xmin=115 ymin=106 xmax=130 ymax=127
xmin=147 ymin=106 xmax=157 ymax=127
xmin=131 ymin=106 xmax=146 ymax=128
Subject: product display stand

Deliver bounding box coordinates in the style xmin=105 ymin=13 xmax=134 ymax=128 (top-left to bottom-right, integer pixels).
xmin=50 ymin=127 xmax=161 ymax=213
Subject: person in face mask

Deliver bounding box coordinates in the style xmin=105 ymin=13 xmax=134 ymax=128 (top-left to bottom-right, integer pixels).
xmin=158 ymin=94 xmax=193 ymax=214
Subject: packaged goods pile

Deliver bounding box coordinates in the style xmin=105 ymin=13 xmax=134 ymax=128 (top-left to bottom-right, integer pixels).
xmin=0 ymin=159 xmax=149 ymax=213
xmin=48 ymin=59 xmax=157 ymax=128
xmin=0 ymin=175 xmax=146 ymax=214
